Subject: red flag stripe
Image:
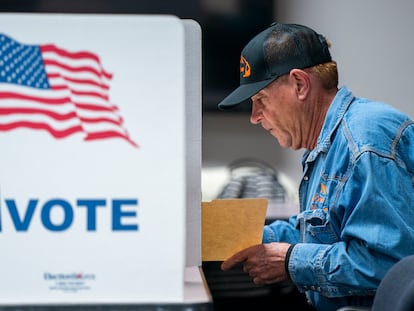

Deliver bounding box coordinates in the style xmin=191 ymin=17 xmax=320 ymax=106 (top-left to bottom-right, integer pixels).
xmin=0 ymin=121 xmax=84 ymax=138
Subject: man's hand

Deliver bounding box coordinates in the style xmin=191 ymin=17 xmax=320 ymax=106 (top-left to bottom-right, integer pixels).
xmin=221 ymin=242 xmax=291 ymax=285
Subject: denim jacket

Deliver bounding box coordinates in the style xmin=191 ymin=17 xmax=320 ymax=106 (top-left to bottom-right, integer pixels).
xmin=263 ymin=86 xmax=414 ymax=311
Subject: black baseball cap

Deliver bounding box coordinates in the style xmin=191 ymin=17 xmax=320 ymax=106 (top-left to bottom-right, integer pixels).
xmin=217 ymin=23 xmax=332 ymax=110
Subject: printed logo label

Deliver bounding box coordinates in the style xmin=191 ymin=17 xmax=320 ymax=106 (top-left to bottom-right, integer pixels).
xmin=44 ymin=272 xmax=95 ymax=293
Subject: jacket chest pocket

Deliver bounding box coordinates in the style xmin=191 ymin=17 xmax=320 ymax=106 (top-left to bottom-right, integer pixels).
xmin=297 ymin=209 xmax=339 ymax=244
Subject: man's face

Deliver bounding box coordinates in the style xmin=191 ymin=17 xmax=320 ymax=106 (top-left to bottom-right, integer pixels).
xmin=250 ymin=77 xmax=304 ymax=150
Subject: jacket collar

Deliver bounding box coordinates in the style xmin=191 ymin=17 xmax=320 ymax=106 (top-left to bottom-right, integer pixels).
xmin=304 ymin=86 xmax=355 ymax=163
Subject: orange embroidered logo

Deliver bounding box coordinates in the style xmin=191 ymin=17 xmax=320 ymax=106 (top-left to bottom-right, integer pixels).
xmin=240 ymin=55 xmax=251 ymax=78
xmin=320 ymin=183 xmax=327 ymax=195
xmin=311 ymin=183 xmax=328 ymax=211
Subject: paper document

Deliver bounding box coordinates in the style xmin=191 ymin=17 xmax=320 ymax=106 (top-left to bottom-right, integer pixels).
xmin=202 ymin=198 xmax=268 ymax=261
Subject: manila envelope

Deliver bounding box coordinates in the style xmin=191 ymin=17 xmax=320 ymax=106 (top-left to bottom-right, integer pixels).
xmin=202 ymin=198 xmax=268 ymax=261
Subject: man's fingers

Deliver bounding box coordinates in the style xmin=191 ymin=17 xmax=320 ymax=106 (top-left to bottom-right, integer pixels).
xmin=221 ymin=244 xmax=261 ymax=270
xmin=220 ymin=249 xmax=250 ymax=271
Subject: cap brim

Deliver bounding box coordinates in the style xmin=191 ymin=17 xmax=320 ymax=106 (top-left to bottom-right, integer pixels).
xmin=217 ymin=78 xmax=276 ymax=110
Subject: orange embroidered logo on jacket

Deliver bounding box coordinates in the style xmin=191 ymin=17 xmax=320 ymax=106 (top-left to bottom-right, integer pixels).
xmin=240 ymin=55 xmax=251 ymax=78
xmin=311 ymin=183 xmax=328 ymax=211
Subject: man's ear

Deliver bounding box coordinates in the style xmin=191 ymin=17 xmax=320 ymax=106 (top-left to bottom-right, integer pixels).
xmin=289 ymin=69 xmax=310 ymax=100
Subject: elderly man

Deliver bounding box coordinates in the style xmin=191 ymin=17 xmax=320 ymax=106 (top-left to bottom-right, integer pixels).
xmin=217 ymin=23 xmax=414 ymax=311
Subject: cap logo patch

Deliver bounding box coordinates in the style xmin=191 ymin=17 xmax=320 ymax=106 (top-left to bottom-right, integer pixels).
xmin=240 ymin=55 xmax=251 ymax=78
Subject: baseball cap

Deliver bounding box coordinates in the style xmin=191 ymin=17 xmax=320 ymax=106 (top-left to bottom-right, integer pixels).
xmin=217 ymin=23 xmax=332 ymax=110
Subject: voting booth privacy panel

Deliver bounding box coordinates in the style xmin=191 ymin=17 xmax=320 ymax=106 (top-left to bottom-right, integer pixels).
xmin=0 ymin=13 xmax=202 ymax=304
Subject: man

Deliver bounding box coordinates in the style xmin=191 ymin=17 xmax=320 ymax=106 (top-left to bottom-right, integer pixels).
xmin=217 ymin=22 xmax=414 ymax=311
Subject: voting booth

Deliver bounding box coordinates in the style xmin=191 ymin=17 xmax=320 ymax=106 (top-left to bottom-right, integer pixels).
xmin=0 ymin=13 xmax=209 ymax=308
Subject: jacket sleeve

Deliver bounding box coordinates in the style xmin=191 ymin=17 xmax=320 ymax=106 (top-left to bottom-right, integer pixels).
xmin=262 ymin=215 xmax=300 ymax=244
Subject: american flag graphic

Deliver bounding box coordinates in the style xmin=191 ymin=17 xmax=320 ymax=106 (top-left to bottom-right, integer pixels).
xmin=0 ymin=33 xmax=138 ymax=147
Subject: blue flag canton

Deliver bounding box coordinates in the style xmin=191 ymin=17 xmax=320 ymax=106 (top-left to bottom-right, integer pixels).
xmin=0 ymin=34 xmax=50 ymax=89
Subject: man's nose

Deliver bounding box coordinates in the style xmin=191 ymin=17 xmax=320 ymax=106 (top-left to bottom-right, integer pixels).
xmin=250 ymin=102 xmax=261 ymax=124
